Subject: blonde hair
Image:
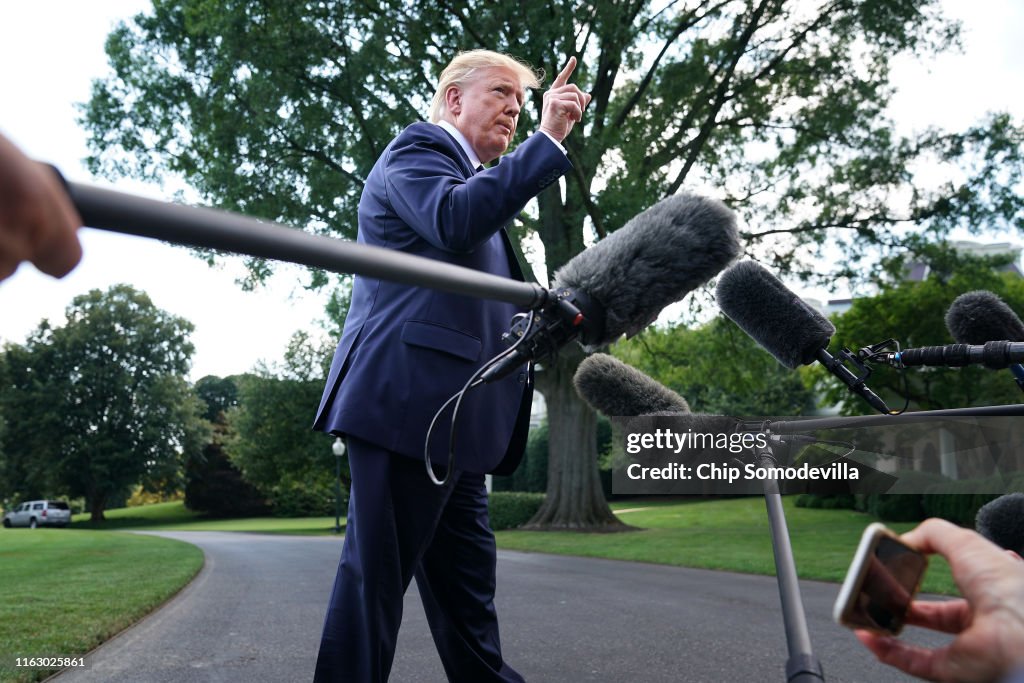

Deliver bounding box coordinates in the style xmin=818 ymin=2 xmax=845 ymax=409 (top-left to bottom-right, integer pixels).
xmin=429 ymin=50 xmax=541 ymax=123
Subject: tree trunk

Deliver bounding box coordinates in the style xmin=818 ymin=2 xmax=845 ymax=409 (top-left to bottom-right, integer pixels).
xmin=88 ymin=495 xmax=107 ymax=523
xmin=524 ymin=346 xmax=629 ymax=531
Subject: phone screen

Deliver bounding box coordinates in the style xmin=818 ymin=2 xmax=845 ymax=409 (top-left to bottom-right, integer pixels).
xmin=842 ymin=533 xmax=927 ymax=634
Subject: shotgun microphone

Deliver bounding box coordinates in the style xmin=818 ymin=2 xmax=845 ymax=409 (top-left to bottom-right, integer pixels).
xmin=882 ymin=342 xmax=1024 ymax=369
xmin=715 ymin=261 xmax=891 ymax=414
xmin=573 ymin=353 xmax=690 ymax=417
xmin=480 ymin=193 xmax=741 ymax=383
xmin=946 ymin=290 xmax=1024 ymax=391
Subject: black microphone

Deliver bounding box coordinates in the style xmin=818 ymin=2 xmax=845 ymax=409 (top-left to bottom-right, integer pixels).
xmin=715 ymin=261 xmax=891 ymax=414
xmin=882 ymin=341 xmax=1024 ymax=369
xmin=480 ymin=193 xmax=741 ymax=383
xmin=976 ymin=493 xmax=1024 ymax=555
xmin=946 ymin=290 xmax=1024 ymax=391
xmin=573 ymin=353 xmax=690 ymax=417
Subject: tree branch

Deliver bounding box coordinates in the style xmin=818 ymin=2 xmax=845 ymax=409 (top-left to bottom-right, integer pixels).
xmin=665 ymin=0 xmax=774 ymax=195
xmin=612 ymin=0 xmax=725 ymax=131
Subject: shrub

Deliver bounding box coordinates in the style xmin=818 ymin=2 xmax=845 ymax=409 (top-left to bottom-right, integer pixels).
xmin=493 ymin=423 xmax=548 ymax=493
xmin=857 ymin=470 xmax=951 ymax=523
xmin=493 ymin=415 xmax=613 ymax=495
xmin=870 ymin=494 xmax=927 ymax=522
xmin=185 ymin=436 xmax=270 ymax=518
xmin=795 ymin=494 xmax=855 ymax=510
xmin=127 ymin=487 xmax=184 ymax=507
xmin=267 ymin=480 xmax=341 ymax=518
xmin=489 ymin=492 xmax=544 ymax=530
xmin=922 ymin=476 xmax=1005 ymax=526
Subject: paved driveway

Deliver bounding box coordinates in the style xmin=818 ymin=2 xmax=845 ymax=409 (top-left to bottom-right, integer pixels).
xmin=53 ymin=531 xmax=950 ymax=682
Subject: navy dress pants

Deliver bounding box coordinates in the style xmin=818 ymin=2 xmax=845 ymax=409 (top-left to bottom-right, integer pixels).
xmin=313 ymin=436 xmax=524 ymax=683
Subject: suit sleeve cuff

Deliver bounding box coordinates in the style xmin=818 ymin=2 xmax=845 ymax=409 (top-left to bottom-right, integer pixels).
xmin=538 ymin=131 xmax=567 ymax=155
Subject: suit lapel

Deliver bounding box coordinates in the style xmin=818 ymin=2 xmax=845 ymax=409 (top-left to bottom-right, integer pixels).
xmin=434 ymin=124 xmax=526 ymax=282
xmin=499 ymin=228 xmax=526 ymax=282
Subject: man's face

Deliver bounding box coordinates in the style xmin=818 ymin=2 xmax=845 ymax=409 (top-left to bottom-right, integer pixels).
xmin=447 ymin=66 xmax=525 ymax=165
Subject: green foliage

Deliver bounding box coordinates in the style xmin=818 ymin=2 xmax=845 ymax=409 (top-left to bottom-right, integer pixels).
xmin=869 ymin=493 xmax=929 ymax=522
xmin=184 ymin=422 xmax=270 ymax=518
xmin=920 ymin=475 xmax=1016 ymax=526
xmin=81 ymin=0 xmax=1024 ymax=527
xmin=494 ymin=417 xmax=613 ymax=494
xmin=0 ymin=285 xmax=206 ymax=521
xmin=817 ymin=251 xmax=1024 ymax=414
xmin=186 ymin=375 xmax=268 ymax=517
xmin=488 ymin=491 xmax=545 ymax=530
xmin=795 ymin=494 xmax=856 ymax=510
xmin=226 ymin=332 xmax=343 ymax=516
xmin=81 ymin=1 xmax=1024 ymax=287
xmin=849 ymin=470 xmax=1023 ymax=525
xmin=193 ymin=374 xmax=240 ymax=421
xmin=494 ymin=423 xmax=549 ymax=493
xmin=614 ymin=316 xmax=816 ymax=416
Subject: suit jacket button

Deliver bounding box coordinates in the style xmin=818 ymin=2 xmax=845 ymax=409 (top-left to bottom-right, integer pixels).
xmin=517 ymin=372 xmax=527 ymax=384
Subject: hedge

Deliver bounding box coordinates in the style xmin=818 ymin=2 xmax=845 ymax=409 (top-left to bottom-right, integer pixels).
xmin=798 ymin=470 xmax=1024 ymax=526
xmin=489 ymin=492 xmax=545 ymax=530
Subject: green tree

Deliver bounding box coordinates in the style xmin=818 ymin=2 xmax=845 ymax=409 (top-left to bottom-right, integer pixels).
xmin=819 ymin=248 xmax=1024 ymax=414
xmin=185 ymin=375 xmax=269 ymax=516
xmin=615 ymin=315 xmax=815 ymax=416
xmin=226 ymin=332 xmax=341 ymax=516
xmin=0 ymin=284 xmax=205 ymax=521
xmin=194 ymin=374 xmax=240 ymax=421
xmin=82 ymin=1 xmax=1024 ymax=529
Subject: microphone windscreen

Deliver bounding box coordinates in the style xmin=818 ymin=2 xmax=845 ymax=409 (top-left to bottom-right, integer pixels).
xmin=976 ymin=493 xmax=1024 ymax=555
xmin=715 ymin=261 xmax=835 ymax=369
xmin=946 ymin=291 xmax=1024 ymax=345
xmin=553 ymin=193 xmax=740 ymax=349
xmin=573 ymin=353 xmax=690 ymax=418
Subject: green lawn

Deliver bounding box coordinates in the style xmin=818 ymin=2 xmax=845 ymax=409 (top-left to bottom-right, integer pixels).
xmin=0 ymin=529 xmax=203 ymax=683
xmin=497 ymin=497 xmax=956 ymax=595
xmin=72 ymin=501 xmax=346 ymax=535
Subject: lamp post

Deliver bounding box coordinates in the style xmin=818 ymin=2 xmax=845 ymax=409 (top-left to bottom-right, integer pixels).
xmin=331 ymin=437 xmax=346 ymax=534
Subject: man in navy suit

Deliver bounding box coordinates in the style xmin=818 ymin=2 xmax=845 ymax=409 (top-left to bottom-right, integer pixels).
xmin=312 ymin=50 xmax=590 ymax=682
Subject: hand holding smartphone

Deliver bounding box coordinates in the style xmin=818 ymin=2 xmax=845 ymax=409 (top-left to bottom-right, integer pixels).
xmin=833 ymin=522 xmax=928 ymax=635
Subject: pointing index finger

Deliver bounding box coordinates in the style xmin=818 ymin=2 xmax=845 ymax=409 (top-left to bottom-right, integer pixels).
xmin=552 ymin=56 xmax=577 ymax=88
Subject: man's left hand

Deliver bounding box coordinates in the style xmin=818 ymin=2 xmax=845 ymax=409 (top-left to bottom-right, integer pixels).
xmin=539 ymin=56 xmax=591 ymax=143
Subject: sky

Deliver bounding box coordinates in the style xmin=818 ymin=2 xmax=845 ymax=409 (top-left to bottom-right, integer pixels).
xmin=0 ymin=1 xmax=1022 ymax=381
xmin=0 ymin=1 xmax=331 ymax=380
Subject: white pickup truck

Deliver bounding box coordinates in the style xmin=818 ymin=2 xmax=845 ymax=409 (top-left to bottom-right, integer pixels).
xmin=2 ymin=500 xmax=72 ymax=528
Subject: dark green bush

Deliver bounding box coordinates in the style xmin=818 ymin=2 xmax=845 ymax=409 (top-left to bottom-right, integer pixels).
xmin=185 ymin=438 xmax=269 ymax=518
xmin=795 ymin=494 xmax=855 ymax=509
xmin=488 ymin=491 xmax=545 ymax=530
xmin=267 ymin=480 xmax=341 ymax=517
xmin=493 ymin=423 xmax=548 ymax=493
xmin=493 ymin=415 xmax=613 ymax=495
xmin=857 ymin=470 xmax=951 ymax=523
xmin=922 ymin=476 xmax=1005 ymax=526
xmin=870 ymin=494 xmax=927 ymax=522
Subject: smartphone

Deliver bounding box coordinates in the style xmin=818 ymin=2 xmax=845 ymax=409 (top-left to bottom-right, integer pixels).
xmin=833 ymin=522 xmax=928 ymax=635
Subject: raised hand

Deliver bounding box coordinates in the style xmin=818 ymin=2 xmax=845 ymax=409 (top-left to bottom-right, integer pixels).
xmin=855 ymin=518 xmax=1024 ymax=683
xmin=539 ymin=56 xmax=592 ymax=143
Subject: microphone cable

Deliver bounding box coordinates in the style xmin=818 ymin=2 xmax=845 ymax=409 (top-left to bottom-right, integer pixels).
xmin=424 ymin=310 xmax=537 ymax=486
xmin=843 ymin=338 xmax=912 ymax=415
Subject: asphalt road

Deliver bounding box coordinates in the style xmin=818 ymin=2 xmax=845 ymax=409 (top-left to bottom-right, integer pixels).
xmin=52 ymin=531 xmax=952 ymax=682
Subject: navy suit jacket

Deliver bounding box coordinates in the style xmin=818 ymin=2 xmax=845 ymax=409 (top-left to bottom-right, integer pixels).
xmin=313 ymin=122 xmax=572 ymax=474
